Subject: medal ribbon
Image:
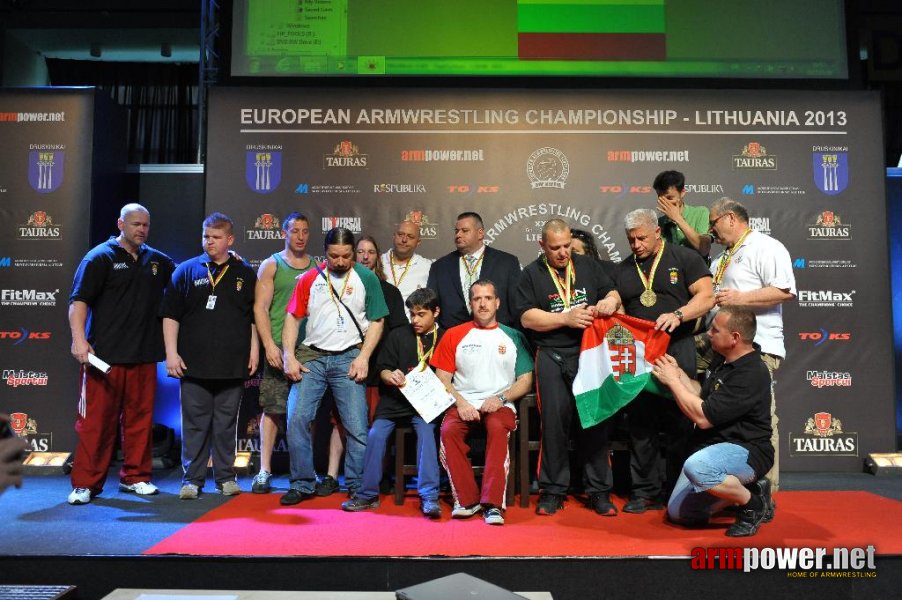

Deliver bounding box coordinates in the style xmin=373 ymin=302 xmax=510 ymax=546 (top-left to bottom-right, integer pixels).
xmin=325 ymin=266 xmax=352 ymax=311
xmin=461 ymin=252 xmax=485 ymax=288
xmin=206 ymin=263 xmax=230 ymax=292
xmin=634 ymin=238 xmax=665 ymax=296
xmin=712 ymin=228 xmax=752 ymax=287
xmin=416 ymin=325 xmax=438 ymax=371
xmin=389 ymin=250 xmax=413 ymax=288
xmin=544 ymin=257 xmax=575 ymax=311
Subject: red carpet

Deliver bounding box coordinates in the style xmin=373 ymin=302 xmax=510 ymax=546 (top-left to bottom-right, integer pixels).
xmin=145 ymin=491 xmax=902 ymax=557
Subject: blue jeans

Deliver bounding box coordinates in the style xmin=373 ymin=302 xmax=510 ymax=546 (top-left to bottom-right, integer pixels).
xmin=667 ymin=442 xmax=757 ymax=525
xmin=286 ymin=349 xmax=368 ymax=494
xmin=357 ymin=416 xmax=439 ymax=501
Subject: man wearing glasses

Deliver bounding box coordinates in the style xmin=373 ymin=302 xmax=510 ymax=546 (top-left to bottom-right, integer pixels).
xmin=704 ymin=198 xmax=796 ymax=491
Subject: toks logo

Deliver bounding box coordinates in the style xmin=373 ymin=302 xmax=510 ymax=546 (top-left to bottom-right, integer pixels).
xmin=0 ymin=328 xmax=51 ymax=345
xmin=797 ymin=329 xmax=851 ymax=346
xmin=789 ymin=412 xmax=858 ymax=456
xmin=598 ymin=185 xmax=653 ymax=195
xmin=447 ymin=185 xmax=500 ymax=194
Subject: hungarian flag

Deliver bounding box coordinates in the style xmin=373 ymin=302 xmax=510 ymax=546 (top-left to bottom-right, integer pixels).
xmin=572 ymin=314 xmax=671 ymax=429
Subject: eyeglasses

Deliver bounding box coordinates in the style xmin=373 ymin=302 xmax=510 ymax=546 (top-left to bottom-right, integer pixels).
xmin=709 ymin=212 xmax=733 ymax=228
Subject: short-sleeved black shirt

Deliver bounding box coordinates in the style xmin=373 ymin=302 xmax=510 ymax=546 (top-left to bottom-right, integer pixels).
xmin=695 ymin=350 xmax=774 ymax=477
xmin=69 ymin=238 xmax=175 ymax=364
xmin=374 ymin=325 xmax=445 ymax=421
xmin=514 ymin=253 xmax=615 ymax=350
xmin=616 ymin=241 xmax=711 ymax=340
xmin=159 ymin=253 xmax=257 ymax=380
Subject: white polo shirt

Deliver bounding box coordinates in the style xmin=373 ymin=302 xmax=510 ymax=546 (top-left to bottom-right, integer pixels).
xmin=380 ymin=250 xmax=433 ymax=304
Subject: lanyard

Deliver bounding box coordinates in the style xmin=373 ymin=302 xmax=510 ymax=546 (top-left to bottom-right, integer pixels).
xmin=389 ymin=250 xmax=413 ymax=288
xmin=544 ymin=257 xmax=575 ymax=311
xmin=713 ymin=228 xmax=752 ymax=287
xmin=634 ymin=238 xmax=665 ymax=294
xmin=206 ymin=262 xmax=229 ymax=292
xmin=461 ymin=252 xmax=485 ymax=286
xmin=416 ymin=325 xmax=438 ymax=370
xmin=325 ymin=266 xmax=352 ymax=309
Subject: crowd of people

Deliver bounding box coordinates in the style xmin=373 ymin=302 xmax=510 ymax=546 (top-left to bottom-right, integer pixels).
xmin=32 ymin=170 xmax=797 ymax=538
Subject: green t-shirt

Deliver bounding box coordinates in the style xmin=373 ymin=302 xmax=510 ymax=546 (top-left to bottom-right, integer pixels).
xmin=659 ymin=203 xmax=710 ymax=252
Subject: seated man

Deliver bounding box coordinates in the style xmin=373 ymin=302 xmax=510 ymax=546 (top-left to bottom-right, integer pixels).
xmin=651 ymin=305 xmax=775 ymax=537
xmin=432 ymin=279 xmax=534 ymax=526
xmin=341 ymin=288 xmax=445 ymax=517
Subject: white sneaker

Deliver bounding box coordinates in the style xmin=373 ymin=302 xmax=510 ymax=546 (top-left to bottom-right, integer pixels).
xmin=451 ymin=502 xmax=482 ymax=519
xmin=179 ymin=483 xmax=200 ymax=499
xmin=218 ymin=480 xmax=241 ymax=496
xmin=119 ymin=481 xmax=159 ymax=495
xmin=68 ymin=487 xmax=92 ymax=505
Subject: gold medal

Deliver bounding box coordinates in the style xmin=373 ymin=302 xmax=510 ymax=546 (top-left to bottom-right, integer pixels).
xmin=640 ymin=289 xmax=657 ymax=307
xmin=634 ymin=239 xmax=665 ymax=309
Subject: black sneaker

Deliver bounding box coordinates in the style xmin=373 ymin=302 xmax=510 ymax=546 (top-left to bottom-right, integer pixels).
xmin=535 ymin=492 xmax=565 ymax=515
xmin=315 ymin=475 xmax=340 ymax=497
xmin=623 ymin=496 xmax=665 ymax=514
xmin=421 ymin=498 xmax=442 ymax=519
xmin=751 ymin=477 xmax=776 ymax=523
xmin=588 ymin=492 xmax=618 ymax=516
xmin=725 ymin=499 xmax=767 ymax=537
xmin=280 ymin=488 xmax=313 ymax=506
xmin=341 ymin=495 xmax=380 ymax=512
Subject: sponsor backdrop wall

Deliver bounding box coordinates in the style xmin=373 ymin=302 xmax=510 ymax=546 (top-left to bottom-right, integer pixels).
xmin=0 ymin=88 xmax=123 ymax=455
xmin=206 ymin=87 xmax=892 ymax=472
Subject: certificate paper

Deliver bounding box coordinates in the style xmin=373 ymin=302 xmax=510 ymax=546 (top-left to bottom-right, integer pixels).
xmin=399 ymin=365 xmax=455 ymax=423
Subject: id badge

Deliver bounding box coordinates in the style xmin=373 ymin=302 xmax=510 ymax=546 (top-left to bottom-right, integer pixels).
xmin=336 ymin=314 xmax=347 ymax=332
xmin=206 ymin=295 xmax=217 ymax=310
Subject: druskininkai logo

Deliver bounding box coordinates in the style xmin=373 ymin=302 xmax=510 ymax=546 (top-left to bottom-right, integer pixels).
xmin=246 ymin=151 xmax=282 ymax=193
xmin=28 ymin=149 xmax=64 ymax=192
xmin=813 ymin=147 xmax=848 ymax=195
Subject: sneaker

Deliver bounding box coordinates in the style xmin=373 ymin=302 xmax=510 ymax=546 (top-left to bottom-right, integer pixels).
xmin=251 ymin=470 xmax=272 ymax=494
xmin=451 ymin=502 xmax=482 ymax=519
xmin=218 ymin=480 xmax=241 ymax=496
xmin=725 ymin=498 xmax=767 ymax=537
xmin=119 ymin=481 xmax=159 ymax=495
xmin=315 ymin=475 xmax=340 ymax=497
xmin=623 ymin=496 xmax=665 ymax=514
xmin=535 ymin=492 xmax=565 ymax=515
xmin=421 ymin=498 xmax=442 ymax=519
xmin=179 ymin=483 xmax=200 ymax=500
xmin=588 ymin=492 xmax=618 ymax=516
xmin=68 ymin=487 xmax=92 ymax=505
xmin=483 ymin=507 xmax=505 ymax=526
xmin=341 ymin=495 xmax=380 ymax=512
xmin=280 ymin=488 xmax=313 ymax=506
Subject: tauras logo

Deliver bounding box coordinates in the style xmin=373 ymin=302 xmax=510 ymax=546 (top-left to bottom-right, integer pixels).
xmin=797 ymin=289 xmax=854 ymax=308
xmin=789 ymin=412 xmax=858 ymax=456
xmin=731 ymin=142 xmax=777 ymax=170
xmin=1 ymin=289 xmax=58 ymax=306
xmin=806 ymin=370 xmax=851 ymax=388
xmin=807 ymin=211 xmax=850 ymax=240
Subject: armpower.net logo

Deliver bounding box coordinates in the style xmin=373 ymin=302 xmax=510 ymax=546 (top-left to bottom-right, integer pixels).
xmin=691 ymin=545 xmax=876 ymax=578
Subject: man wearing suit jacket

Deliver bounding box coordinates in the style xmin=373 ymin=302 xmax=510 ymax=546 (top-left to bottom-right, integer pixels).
xmin=427 ymin=212 xmax=521 ymax=330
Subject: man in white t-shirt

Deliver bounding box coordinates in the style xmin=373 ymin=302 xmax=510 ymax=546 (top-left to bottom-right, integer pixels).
xmin=706 ymin=198 xmax=796 ymax=490
xmin=431 ymin=279 xmax=534 ymax=526
xmin=380 ymin=220 xmax=433 ymax=305
xmin=280 ymin=227 xmax=389 ymax=505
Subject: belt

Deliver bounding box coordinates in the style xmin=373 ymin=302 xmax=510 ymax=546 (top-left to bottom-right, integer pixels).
xmin=309 ymin=344 xmax=362 ymax=356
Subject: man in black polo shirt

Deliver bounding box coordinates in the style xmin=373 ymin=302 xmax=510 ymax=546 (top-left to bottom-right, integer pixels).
xmin=617 ymin=208 xmax=714 ymax=513
xmin=67 ymin=203 xmax=175 ymax=505
xmin=652 ymin=306 xmax=774 ymax=536
xmin=514 ymin=219 xmax=621 ymax=516
xmin=161 ymin=212 xmax=258 ymax=499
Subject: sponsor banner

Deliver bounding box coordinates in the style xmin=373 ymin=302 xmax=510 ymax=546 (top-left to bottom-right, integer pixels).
xmin=3 ymin=369 xmax=49 ymax=387
xmin=400 ymin=149 xmax=484 ymax=162
xmin=748 ymin=217 xmax=771 ymax=235
xmin=245 ymin=213 xmax=284 ymax=241
xmin=807 ymin=211 xmax=851 ymax=240
xmin=323 ymin=140 xmax=368 ymax=168
xmin=245 ymin=150 xmax=282 ymax=193
xmin=0 ymin=288 xmax=59 ymax=307
xmin=797 ymin=289 xmax=855 ymax=308
xmin=732 ymin=142 xmax=777 ymax=169
xmin=17 ymin=211 xmax=62 ymax=240
xmin=294 ymin=183 xmax=360 ymax=194
xmin=789 ymin=412 xmax=859 ymax=456
xmin=806 ymin=370 xmax=852 ymax=388
xmin=812 ymin=145 xmax=849 ymax=195
xmin=321 ymin=216 xmax=362 ymax=233
xmin=447 ymin=184 xmax=500 ymax=194
xmin=404 ymin=210 xmax=439 ymax=240
xmin=0 ymin=329 xmax=52 ymax=345
xmin=373 ymin=183 xmax=426 ymax=193
xmin=606 ymin=149 xmax=690 ymax=163
xmin=741 ymin=184 xmax=805 ymax=196
xmin=793 ymin=258 xmax=856 ymax=269
xmin=797 ymin=329 xmax=851 ymax=346
xmin=28 ymin=147 xmax=65 ymax=193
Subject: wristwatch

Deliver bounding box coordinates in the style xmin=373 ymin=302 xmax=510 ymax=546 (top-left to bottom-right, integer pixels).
xmin=498 ymin=393 xmax=508 ymax=403
xmin=673 ymin=309 xmax=684 ymax=322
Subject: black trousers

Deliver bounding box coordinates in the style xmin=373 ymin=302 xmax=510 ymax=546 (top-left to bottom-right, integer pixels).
xmin=535 ymin=347 xmax=613 ymax=496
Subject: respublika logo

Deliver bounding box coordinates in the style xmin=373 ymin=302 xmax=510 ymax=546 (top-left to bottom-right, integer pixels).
xmin=17 ymin=211 xmax=62 ymax=240
xmin=0 ymin=328 xmax=51 ymax=345
xmin=684 ymin=183 xmax=724 ymax=195
xmin=789 ymin=412 xmax=858 ymax=456
xmin=324 ymin=140 xmax=368 ymax=168
xmin=373 ymin=183 xmax=426 ymax=193
xmin=732 ymin=142 xmax=777 ymax=169
xmin=813 ymin=146 xmax=848 ymax=195
xmin=321 ymin=216 xmax=362 ymax=233
xmin=807 ymin=211 xmax=850 ymax=240
xmin=797 ymin=289 xmax=855 ymax=308
xmin=527 ymin=147 xmax=569 ymax=189
xmin=246 ymin=150 xmax=282 ymax=193
xmin=28 ymin=146 xmax=64 ymax=192
xmin=798 ymin=329 xmax=851 ymax=346
xmin=0 ymin=288 xmax=59 ymax=307
xmin=807 ymin=370 xmax=852 ymax=388
xmin=245 ymin=213 xmax=284 ymax=241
